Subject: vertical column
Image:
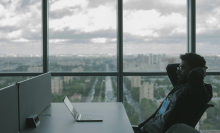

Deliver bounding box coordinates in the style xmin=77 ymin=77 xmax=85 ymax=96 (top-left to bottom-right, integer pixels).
xmin=42 ymin=0 xmax=49 ymax=73
xmin=117 ymin=0 xmax=123 ymax=102
xmin=187 ymin=0 xmax=196 ymax=53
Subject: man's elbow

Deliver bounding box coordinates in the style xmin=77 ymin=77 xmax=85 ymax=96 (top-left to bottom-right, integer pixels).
xmin=166 ymin=64 xmax=179 ymax=71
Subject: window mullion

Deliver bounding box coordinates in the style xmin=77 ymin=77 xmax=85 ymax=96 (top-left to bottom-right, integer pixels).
xmin=117 ymin=0 xmax=123 ymax=102
xmin=187 ymin=0 xmax=196 ymax=53
xmin=42 ymin=0 xmax=49 ymax=73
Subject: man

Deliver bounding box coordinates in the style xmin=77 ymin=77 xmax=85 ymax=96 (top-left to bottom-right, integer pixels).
xmin=134 ymin=53 xmax=213 ymax=133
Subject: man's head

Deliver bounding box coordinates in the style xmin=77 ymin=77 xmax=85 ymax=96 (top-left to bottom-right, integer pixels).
xmin=176 ymin=53 xmax=206 ymax=84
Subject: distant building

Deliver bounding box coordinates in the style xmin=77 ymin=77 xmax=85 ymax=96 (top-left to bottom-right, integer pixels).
xmin=51 ymin=77 xmax=63 ymax=94
xmin=131 ymin=76 xmax=141 ymax=88
xmin=200 ymin=112 xmax=207 ymax=124
xmin=213 ymin=92 xmax=218 ymax=97
xmin=57 ymin=61 xmax=85 ymax=66
xmin=27 ymin=66 xmax=43 ymax=72
xmin=85 ymin=77 xmax=91 ymax=83
xmin=64 ymin=76 xmax=73 ymax=83
xmin=71 ymin=66 xmax=83 ymax=72
xmin=140 ymin=82 xmax=154 ymax=102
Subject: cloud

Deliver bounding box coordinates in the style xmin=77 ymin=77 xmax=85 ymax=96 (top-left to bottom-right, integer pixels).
xmin=0 ymin=0 xmax=219 ymax=55
xmin=49 ymin=4 xmax=116 ymax=32
xmin=124 ymin=9 xmax=186 ymax=37
xmin=12 ymin=38 xmax=29 ymax=42
xmin=91 ymin=38 xmax=107 ymax=43
xmin=123 ymin=0 xmax=186 ymax=16
xmin=50 ymin=0 xmax=88 ymax=11
xmin=87 ymin=0 xmax=115 ymax=8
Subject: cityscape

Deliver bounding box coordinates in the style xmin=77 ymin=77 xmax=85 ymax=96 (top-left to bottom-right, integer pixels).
xmin=0 ymin=54 xmax=220 ymax=132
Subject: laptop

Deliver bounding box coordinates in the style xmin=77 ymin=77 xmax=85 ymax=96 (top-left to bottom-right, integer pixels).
xmin=63 ymin=96 xmax=103 ymax=122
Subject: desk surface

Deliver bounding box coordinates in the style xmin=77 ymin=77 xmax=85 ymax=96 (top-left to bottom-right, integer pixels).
xmin=21 ymin=103 xmax=134 ymax=133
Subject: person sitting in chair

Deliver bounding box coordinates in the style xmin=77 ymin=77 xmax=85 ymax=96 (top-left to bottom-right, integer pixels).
xmin=134 ymin=53 xmax=213 ymax=133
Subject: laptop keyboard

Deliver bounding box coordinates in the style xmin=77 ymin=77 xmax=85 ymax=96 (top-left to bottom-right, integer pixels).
xmin=80 ymin=114 xmax=92 ymax=120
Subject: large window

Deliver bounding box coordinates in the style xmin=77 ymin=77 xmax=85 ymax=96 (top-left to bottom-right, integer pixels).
xmin=0 ymin=0 xmax=220 ymax=131
xmin=123 ymin=0 xmax=186 ymax=72
xmin=196 ymin=0 xmax=220 ymax=72
xmin=0 ymin=0 xmax=42 ymax=72
xmin=49 ymin=0 xmax=117 ymax=72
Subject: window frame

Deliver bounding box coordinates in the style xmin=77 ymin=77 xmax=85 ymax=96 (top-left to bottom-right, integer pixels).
xmin=1 ymin=0 xmax=220 ymax=103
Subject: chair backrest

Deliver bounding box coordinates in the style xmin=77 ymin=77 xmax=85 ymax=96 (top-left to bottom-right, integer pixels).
xmin=190 ymin=103 xmax=214 ymax=127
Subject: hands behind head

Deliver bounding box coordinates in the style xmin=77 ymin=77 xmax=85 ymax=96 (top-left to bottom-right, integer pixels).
xmin=203 ymin=66 xmax=208 ymax=77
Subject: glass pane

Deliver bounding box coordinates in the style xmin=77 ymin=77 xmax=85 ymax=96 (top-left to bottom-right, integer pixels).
xmin=123 ymin=76 xmax=172 ymax=125
xmin=196 ymin=0 xmax=220 ymax=72
xmin=52 ymin=76 xmax=117 ymax=102
xmin=0 ymin=77 xmax=32 ymax=89
xmin=123 ymin=0 xmax=187 ymax=72
xmin=200 ymin=75 xmax=220 ymax=130
xmin=0 ymin=0 xmax=42 ymax=72
xmin=49 ymin=0 xmax=117 ymax=72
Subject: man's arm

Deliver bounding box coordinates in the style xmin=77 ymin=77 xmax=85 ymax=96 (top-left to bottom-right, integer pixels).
xmin=188 ymin=68 xmax=211 ymax=102
xmin=166 ymin=64 xmax=179 ymax=87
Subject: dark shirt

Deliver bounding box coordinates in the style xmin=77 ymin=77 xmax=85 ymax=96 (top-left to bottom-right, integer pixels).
xmin=138 ymin=64 xmax=213 ymax=133
xmin=141 ymin=83 xmax=188 ymax=133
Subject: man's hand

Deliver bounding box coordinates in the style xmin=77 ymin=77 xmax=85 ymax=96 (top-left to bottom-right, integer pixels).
xmin=203 ymin=66 xmax=208 ymax=77
xmin=188 ymin=67 xmax=204 ymax=81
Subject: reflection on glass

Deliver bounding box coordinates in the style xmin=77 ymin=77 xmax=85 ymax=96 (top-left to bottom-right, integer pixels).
xmin=196 ymin=0 xmax=220 ymax=72
xmin=52 ymin=76 xmax=117 ymax=103
xmin=0 ymin=1 xmax=42 ymax=72
xmin=123 ymin=0 xmax=186 ymax=72
xmin=49 ymin=0 xmax=117 ymax=72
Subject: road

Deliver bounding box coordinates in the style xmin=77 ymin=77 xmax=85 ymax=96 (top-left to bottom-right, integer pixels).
xmin=85 ymin=77 xmax=98 ymax=102
xmin=104 ymin=64 xmax=116 ymax=102
xmin=123 ymin=83 xmax=145 ymax=123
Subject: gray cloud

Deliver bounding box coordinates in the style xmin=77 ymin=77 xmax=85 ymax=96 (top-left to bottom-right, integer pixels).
xmin=197 ymin=30 xmax=220 ymax=45
xmin=124 ymin=0 xmax=186 ymax=16
xmin=196 ymin=0 xmax=220 ymax=15
xmin=49 ymin=7 xmax=80 ymax=19
xmin=0 ymin=25 xmax=20 ymax=32
xmin=49 ymin=29 xmax=116 ymax=43
xmin=87 ymin=0 xmax=115 ymax=8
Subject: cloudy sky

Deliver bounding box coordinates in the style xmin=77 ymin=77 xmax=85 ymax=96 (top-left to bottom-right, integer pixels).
xmin=0 ymin=0 xmax=219 ymax=55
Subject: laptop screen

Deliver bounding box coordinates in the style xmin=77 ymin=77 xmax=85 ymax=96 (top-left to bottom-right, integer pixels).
xmin=63 ymin=96 xmax=78 ymax=119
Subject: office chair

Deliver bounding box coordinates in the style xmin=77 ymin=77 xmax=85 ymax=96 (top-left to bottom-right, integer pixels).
xmin=132 ymin=104 xmax=214 ymax=133
xmin=165 ymin=123 xmax=200 ymax=133
xmin=189 ymin=103 xmax=214 ymax=128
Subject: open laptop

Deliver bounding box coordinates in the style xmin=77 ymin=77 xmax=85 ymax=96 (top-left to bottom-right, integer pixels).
xmin=63 ymin=96 xmax=103 ymax=122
